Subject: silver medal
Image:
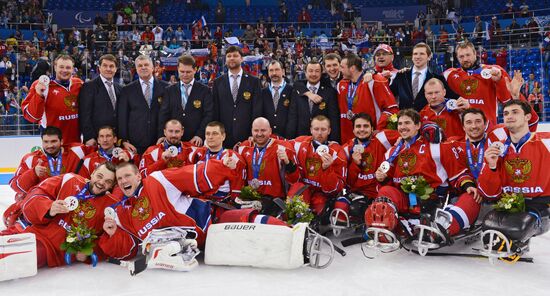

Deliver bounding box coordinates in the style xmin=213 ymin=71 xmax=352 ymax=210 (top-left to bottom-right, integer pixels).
xmin=167 ymin=146 xmax=179 ymax=157
xmin=353 ymin=144 xmax=364 ymax=154
xmin=379 ymin=161 xmax=391 ymax=173
xmin=316 ymin=144 xmax=329 ymax=155
xmin=491 ymin=141 xmax=505 ymax=155
xmin=112 ymin=147 xmax=123 ymax=158
xmin=277 ymin=145 xmax=286 ymax=153
xmin=347 ymin=110 xmax=354 ymax=120
xmin=104 ymin=207 xmax=116 ymax=220
xmin=65 ymin=196 xmax=79 ymax=211
xmin=480 ymin=68 xmax=492 ymax=79
xmin=446 ymin=99 xmax=458 ymax=110
xmin=38 ymin=75 xmax=50 ymax=86
xmin=249 ymin=178 xmax=261 ymax=189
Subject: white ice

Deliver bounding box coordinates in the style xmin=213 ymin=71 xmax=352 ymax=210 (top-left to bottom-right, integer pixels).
xmin=0 ymin=185 xmax=549 ymax=296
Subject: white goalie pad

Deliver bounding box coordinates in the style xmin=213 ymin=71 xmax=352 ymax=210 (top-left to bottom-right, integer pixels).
xmin=142 ymin=227 xmax=200 ymax=272
xmin=205 ymin=223 xmax=308 ymax=269
xmin=0 ymin=233 xmax=37 ymax=281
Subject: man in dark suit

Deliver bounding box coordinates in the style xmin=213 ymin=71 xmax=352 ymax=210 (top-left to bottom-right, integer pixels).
xmin=294 ymin=53 xmax=342 ymax=107
xmin=79 ymin=54 xmax=122 ymax=146
xmin=260 ymin=60 xmax=293 ymax=139
xmin=118 ymin=55 xmax=169 ymax=154
xmin=159 ymin=55 xmax=213 ymax=146
xmin=390 ymin=43 xmax=459 ymax=112
xmin=287 ymin=60 xmax=340 ymax=142
xmin=212 ymin=45 xmax=262 ymax=148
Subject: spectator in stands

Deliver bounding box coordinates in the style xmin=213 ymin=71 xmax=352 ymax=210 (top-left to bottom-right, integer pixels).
xmin=519 ymin=0 xmax=530 ymax=17
xmin=528 ymin=87 xmax=543 ymax=117
xmin=489 ymin=16 xmax=502 ymax=47
xmin=493 ymin=47 xmax=508 ymax=70
xmin=503 ymin=0 xmax=515 ymax=18
xmin=215 ymin=1 xmax=225 ymax=23
xmin=472 ymin=16 xmax=483 ymax=45
xmin=298 ymin=7 xmax=312 ymax=24
xmin=141 ymin=26 xmax=154 ymax=42
xmin=153 ymin=25 xmax=164 ymax=47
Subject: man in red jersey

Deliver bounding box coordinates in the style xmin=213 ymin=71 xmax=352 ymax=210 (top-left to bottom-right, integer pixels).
xmin=22 ymin=55 xmax=83 ymax=143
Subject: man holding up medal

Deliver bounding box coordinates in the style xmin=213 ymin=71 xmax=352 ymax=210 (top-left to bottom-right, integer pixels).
xmin=288 ymin=115 xmax=347 ymax=215
xmin=338 ymin=53 xmax=398 ymax=143
xmin=366 ymin=109 xmax=480 ymax=247
xmin=80 ymin=126 xmax=135 ymax=179
xmin=237 ymin=117 xmax=299 ymax=200
xmin=420 ymin=78 xmax=470 ymax=139
xmin=1 ymin=162 xmax=117 ymax=272
xmin=139 ymin=119 xmax=194 ymax=177
xmin=9 ymin=126 xmax=86 ymax=202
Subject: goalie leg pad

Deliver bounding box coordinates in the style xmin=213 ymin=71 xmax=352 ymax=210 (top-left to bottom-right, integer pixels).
xmin=0 ymin=233 xmax=37 ymax=281
xmin=205 ymin=223 xmax=307 ymax=269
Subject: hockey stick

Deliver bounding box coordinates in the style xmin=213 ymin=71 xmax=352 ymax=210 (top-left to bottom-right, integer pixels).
xmin=406 ymin=249 xmax=534 ymax=263
xmin=107 ymin=255 xmax=149 ymax=275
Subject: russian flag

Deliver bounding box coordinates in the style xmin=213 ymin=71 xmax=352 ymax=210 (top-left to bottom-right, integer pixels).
xmin=193 ymin=15 xmax=207 ymax=29
xmin=224 ymin=36 xmax=242 ymax=47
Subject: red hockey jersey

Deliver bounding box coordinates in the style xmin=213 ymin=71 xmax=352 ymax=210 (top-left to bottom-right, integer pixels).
xmin=22 ymin=78 xmax=83 ymax=143
xmin=98 ymin=160 xmax=236 ymax=259
xmin=139 ymin=142 xmax=196 ymax=178
xmin=342 ymin=130 xmax=399 ymax=197
xmin=20 ymin=173 xmax=119 ymax=267
xmin=291 ymin=136 xmax=347 ymax=195
xmin=188 ymin=146 xmax=246 ymax=198
xmin=420 ymin=105 xmax=465 ymax=139
xmin=478 ymin=132 xmax=550 ymax=199
xmin=337 ymin=74 xmax=398 ymax=143
xmin=9 ymin=145 xmax=86 ymax=198
xmin=236 ymin=139 xmax=300 ymax=198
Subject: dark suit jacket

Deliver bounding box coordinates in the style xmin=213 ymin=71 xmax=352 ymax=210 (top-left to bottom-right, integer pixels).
xmin=260 ymin=83 xmax=293 ymax=139
xmin=391 ymin=69 xmax=459 ymax=112
xmin=159 ymin=81 xmax=213 ymax=141
xmin=78 ymin=76 xmax=122 ymax=142
xmin=212 ymin=72 xmax=262 ymax=148
xmin=286 ymin=82 xmax=340 ymax=142
xmin=117 ymin=78 xmax=169 ymax=154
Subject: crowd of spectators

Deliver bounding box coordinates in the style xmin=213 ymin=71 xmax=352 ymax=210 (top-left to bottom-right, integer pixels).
xmin=0 ymin=0 xmax=549 ymax=134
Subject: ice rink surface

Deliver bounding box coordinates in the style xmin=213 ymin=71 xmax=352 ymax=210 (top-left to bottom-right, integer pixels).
xmin=0 ymin=185 xmax=549 ymax=296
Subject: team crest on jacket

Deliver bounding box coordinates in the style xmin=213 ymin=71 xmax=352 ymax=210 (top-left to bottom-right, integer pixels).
xmin=434 ymin=118 xmax=447 ymax=130
xmin=459 ymin=78 xmax=478 ymax=96
xmin=319 ymin=102 xmax=326 ymax=110
xmin=72 ymin=200 xmax=97 ymax=224
xmin=361 ymin=152 xmax=374 ymax=172
xmin=243 ymin=91 xmax=251 ymax=100
xmin=397 ymin=152 xmax=416 ymax=175
xmin=157 ymin=96 xmax=163 ymax=104
xmin=504 ymin=158 xmax=532 ymax=183
xmin=305 ymin=157 xmax=322 ymax=177
xmin=132 ymin=196 xmax=152 ymax=220
xmin=166 ymin=157 xmax=184 ymax=168
xmin=64 ymin=94 xmax=78 ymax=111
xmin=193 ymin=100 xmax=201 ymax=108
xmin=283 ymin=99 xmax=290 ymax=107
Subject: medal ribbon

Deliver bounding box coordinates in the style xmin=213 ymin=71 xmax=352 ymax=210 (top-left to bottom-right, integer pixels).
xmin=98 ymin=147 xmax=113 ymax=161
xmin=205 ymin=149 xmax=223 ymax=160
xmin=466 ymin=138 xmax=486 ymax=179
xmin=385 ymin=135 xmax=418 ymax=164
xmin=252 ymin=139 xmax=270 ymax=179
xmin=502 ymin=132 xmax=531 ymax=158
xmin=347 ymin=73 xmax=363 ymax=111
xmin=47 ymin=152 xmax=62 ymax=176
xmin=75 ymin=183 xmax=96 ymax=201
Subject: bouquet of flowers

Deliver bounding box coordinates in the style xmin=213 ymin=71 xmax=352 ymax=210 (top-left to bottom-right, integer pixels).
xmin=400 ymin=176 xmax=434 ymax=200
xmin=238 ymin=185 xmax=262 ymax=201
xmin=235 ymin=185 xmax=263 ymax=210
xmin=285 ymin=195 xmax=314 ymax=226
xmin=494 ymin=192 xmax=525 ymax=213
xmin=60 ymin=222 xmax=98 ymax=256
xmin=386 ymin=113 xmax=398 ymax=130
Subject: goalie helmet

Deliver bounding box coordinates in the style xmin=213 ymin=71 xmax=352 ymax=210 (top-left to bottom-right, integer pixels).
xmin=421 ymin=121 xmax=445 ymax=144
xmin=364 ymin=197 xmax=398 ymax=231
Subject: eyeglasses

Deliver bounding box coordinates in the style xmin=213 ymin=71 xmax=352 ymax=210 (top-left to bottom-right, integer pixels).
xmin=375 ymin=52 xmax=392 ymax=57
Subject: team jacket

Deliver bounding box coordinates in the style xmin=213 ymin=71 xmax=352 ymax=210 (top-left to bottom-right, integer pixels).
xmin=80 ymin=148 xmax=136 ymax=179
xmin=9 ymin=145 xmax=86 ymax=197
xmin=420 ymin=105 xmax=465 ymax=139
xmin=384 ymin=137 xmax=474 ymax=191
xmin=22 ymin=77 xmax=83 ymax=143
xmin=20 ymin=173 xmax=119 ymax=267
xmin=336 ymin=74 xmax=398 ymax=143
xmin=291 ymin=136 xmax=347 ymax=195
xmin=443 ymin=65 xmax=539 ymax=130
xmin=236 ymin=139 xmax=300 ymax=198
xmin=342 ymin=130 xmax=399 ymax=197
xmin=139 ymin=142 xmax=196 ymax=178
xmin=98 ymin=160 xmax=237 ymax=259
xmin=478 ymin=132 xmax=550 ymax=199
xmin=188 ymin=146 xmax=246 ymax=198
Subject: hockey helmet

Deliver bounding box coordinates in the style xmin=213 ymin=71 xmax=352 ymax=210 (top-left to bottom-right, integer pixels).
xmin=364 ymin=197 xmax=398 ymax=231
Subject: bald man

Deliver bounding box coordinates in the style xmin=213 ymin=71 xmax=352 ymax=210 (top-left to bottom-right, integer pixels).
xmin=236 ymin=117 xmax=300 ymax=201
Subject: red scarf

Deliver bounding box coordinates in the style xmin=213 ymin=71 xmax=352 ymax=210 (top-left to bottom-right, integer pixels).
xmin=375 ymin=64 xmax=395 ymax=73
